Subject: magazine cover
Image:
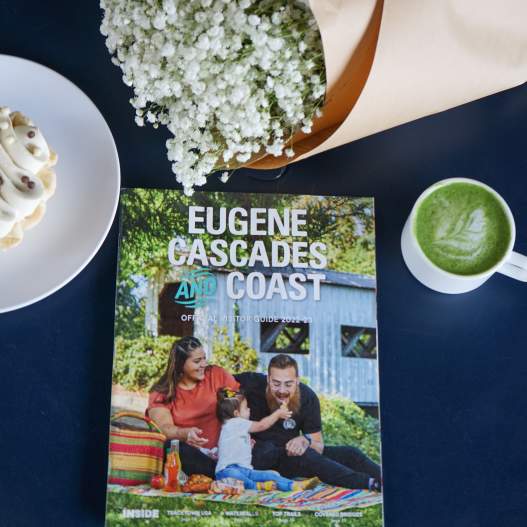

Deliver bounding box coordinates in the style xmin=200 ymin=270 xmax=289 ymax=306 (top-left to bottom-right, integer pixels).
xmin=106 ymin=189 xmax=383 ymax=526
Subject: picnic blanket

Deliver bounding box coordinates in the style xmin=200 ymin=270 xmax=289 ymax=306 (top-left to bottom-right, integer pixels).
xmin=108 ymin=482 xmax=382 ymax=513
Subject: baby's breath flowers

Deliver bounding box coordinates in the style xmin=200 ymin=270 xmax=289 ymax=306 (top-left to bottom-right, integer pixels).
xmin=101 ymin=0 xmax=326 ymax=194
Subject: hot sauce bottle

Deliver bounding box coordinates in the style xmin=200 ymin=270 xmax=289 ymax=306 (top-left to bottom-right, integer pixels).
xmin=164 ymin=439 xmax=182 ymax=492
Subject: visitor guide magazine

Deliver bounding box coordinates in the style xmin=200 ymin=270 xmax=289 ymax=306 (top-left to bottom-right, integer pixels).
xmin=105 ymin=189 xmax=383 ymax=526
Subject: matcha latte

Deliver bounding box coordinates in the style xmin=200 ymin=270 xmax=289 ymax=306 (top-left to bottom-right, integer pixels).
xmin=414 ymin=182 xmax=511 ymax=275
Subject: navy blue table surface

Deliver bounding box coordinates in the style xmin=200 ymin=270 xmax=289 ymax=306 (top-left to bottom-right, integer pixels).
xmin=1 ymin=2 xmax=526 ymax=526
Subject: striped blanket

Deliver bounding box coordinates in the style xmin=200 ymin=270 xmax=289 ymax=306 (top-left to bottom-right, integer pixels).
xmin=108 ymin=483 xmax=382 ymax=513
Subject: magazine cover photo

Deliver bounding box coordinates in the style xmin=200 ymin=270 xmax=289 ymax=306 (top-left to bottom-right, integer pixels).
xmin=106 ymin=189 xmax=383 ymax=526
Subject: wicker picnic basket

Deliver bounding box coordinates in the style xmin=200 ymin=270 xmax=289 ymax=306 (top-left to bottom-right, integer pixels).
xmin=108 ymin=411 xmax=166 ymax=486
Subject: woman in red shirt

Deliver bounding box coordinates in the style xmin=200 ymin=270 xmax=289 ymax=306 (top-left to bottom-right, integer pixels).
xmin=148 ymin=336 xmax=239 ymax=477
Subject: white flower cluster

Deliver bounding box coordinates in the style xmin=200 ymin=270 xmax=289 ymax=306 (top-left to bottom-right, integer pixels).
xmin=100 ymin=0 xmax=326 ymax=194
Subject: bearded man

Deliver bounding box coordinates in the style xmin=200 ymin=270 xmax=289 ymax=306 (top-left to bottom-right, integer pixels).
xmin=236 ymin=353 xmax=382 ymax=491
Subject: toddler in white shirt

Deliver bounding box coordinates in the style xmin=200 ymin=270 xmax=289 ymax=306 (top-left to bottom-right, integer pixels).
xmin=215 ymin=387 xmax=319 ymax=491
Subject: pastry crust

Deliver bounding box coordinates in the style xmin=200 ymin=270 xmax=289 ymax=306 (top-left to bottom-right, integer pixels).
xmin=21 ymin=201 xmax=46 ymax=230
xmin=37 ymin=168 xmax=57 ymax=201
xmin=0 ymin=222 xmax=23 ymax=250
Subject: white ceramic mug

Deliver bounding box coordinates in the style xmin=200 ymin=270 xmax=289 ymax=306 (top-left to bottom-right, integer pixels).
xmin=401 ymin=178 xmax=527 ymax=294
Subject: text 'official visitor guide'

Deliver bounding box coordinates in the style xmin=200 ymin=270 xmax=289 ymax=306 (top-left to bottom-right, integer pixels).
xmin=105 ymin=189 xmax=383 ymax=527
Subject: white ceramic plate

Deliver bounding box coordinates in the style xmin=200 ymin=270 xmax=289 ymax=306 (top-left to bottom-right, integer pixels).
xmin=0 ymin=55 xmax=120 ymax=313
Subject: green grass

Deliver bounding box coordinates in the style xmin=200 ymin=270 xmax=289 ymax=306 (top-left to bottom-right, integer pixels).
xmin=106 ymin=491 xmax=382 ymax=527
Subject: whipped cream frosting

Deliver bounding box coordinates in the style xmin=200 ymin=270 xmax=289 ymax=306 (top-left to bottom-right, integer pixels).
xmin=0 ymin=107 xmax=57 ymax=248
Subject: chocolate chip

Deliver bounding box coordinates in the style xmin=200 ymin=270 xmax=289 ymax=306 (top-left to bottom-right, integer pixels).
xmin=27 ymin=130 xmax=36 ymax=138
xmin=28 ymin=181 xmax=35 ymax=189
xmin=21 ymin=175 xmax=29 ymax=183
xmin=0 ymin=176 xmax=3 ymax=185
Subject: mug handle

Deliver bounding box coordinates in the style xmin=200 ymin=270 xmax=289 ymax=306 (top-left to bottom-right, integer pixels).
xmin=497 ymin=251 xmax=527 ymax=282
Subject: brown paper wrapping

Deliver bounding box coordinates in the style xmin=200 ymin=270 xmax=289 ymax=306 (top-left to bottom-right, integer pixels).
xmin=248 ymin=0 xmax=527 ymax=170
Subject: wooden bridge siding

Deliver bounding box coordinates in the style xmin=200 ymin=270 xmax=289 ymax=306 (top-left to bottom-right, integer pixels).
xmin=145 ymin=274 xmax=379 ymax=403
xmin=235 ymin=280 xmax=379 ymax=404
xmin=194 ymin=273 xmax=236 ymax=357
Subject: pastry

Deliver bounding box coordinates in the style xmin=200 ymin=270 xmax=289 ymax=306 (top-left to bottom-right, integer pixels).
xmin=0 ymin=107 xmax=57 ymax=250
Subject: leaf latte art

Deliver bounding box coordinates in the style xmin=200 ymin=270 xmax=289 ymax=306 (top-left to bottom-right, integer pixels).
xmin=414 ymin=183 xmax=511 ymax=275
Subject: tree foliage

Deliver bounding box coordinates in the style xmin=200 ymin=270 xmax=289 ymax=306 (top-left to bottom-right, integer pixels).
xmin=115 ymin=279 xmax=146 ymax=339
xmin=209 ymin=327 xmax=259 ymax=373
xmin=291 ymin=194 xmax=375 ymax=274
xmin=113 ymin=335 xmax=177 ymax=391
xmin=113 ymin=330 xmax=259 ymax=391
xmin=319 ymin=395 xmax=381 ymax=463
xmin=117 ymin=190 xmax=376 ymax=338
xmin=119 ymin=189 xmax=376 ymax=280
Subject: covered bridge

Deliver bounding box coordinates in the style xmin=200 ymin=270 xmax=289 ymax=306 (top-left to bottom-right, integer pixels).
xmin=144 ymin=266 xmax=379 ymax=406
